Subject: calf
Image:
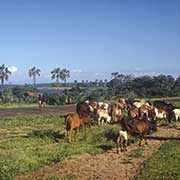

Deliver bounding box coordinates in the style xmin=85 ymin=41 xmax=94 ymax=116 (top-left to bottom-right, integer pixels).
xmin=79 ymin=115 xmax=94 ymax=133
xmin=65 ymin=113 xmax=81 ymax=143
xmin=116 ymin=130 xmax=129 ymax=153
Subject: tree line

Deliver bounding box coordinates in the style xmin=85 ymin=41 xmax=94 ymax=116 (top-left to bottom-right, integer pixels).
xmin=107 ymin=72 xmax=180 ymax=98
xmin=0 ymin=64 xmax=180 ymax=105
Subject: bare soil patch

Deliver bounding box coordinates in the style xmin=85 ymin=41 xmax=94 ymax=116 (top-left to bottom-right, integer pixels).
xmin=16 ymin=126 xmax=180 ymax=180
xmin=0 ymin=104 xmax=76 ymax=117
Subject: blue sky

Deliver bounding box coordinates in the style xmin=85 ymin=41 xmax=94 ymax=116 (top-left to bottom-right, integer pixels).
xmin=0 ymin=0 xmax=179 ymax=84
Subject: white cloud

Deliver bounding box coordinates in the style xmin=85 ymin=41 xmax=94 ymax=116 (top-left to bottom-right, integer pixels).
xmin=95 ymin=72 xmax=104 ymax=76
xmin=134 ymin=67 xmax=143 ymax=72
xmin=71 ymin=69 xmax=82 ymax=73
xmin=8 ymin=66 xmax=18 ymax=73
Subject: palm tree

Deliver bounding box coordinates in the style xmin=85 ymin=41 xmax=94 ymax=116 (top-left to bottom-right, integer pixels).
xmin=28 ymin=66 xmax=41 ymax=86
xmin=60 ymin=68 xmax=70 ymax=86
xmin=0 ymin=64 xmax=11 ymax=98
xmin=51 ymin=68 xmax=61 ymax=89
xmin=111 ymin=72 xmax=119 ymax=79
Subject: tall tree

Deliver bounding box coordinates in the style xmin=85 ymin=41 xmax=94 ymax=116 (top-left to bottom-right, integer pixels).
xmin=28 ymin=66 xmax=41 ymax=86
xmin=60 ymin=68 xmax=70 ymax=85
xmin=0 ymin=64 xmax=11 ymax=98
xmin=51 ymin=68 xmax=61 ymax=89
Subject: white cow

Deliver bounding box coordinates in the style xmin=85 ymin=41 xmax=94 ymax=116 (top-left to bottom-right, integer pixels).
xmin=96 ymin=108 xmax=111 ymax=126
xmin=133 ymin=101 xmax=150 ymax=109
xmin=117 ymin=130 xmax=129 ymax=153
xmin=173 ymin=109 xmax=180 ymax=121
xmin=154 ymin=108 xmax=167 ymax=119
xmin=98 ymin=102 xmax=109 ymax=111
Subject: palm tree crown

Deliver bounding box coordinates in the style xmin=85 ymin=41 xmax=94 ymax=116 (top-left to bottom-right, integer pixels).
xmin=0 ymin=64 xmax=11 ymax=85
xmin=28 ymin=66 xmax=41 ymax=86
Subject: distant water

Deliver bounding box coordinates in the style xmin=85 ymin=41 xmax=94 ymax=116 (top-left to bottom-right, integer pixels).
xmin=37 ymin=87 xmax=71 ymax=94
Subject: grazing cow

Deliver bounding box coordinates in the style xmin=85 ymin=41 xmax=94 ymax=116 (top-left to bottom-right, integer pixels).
xmin=98 ymin=102 xmax=109 ymax=111
xmin=96 ymin=108 xmax=111 ymax=126
xmin=154 ymin=108 xmax=167 ymax=120
xmin=65 ymin=113 xmax=81 ymax=143
xmin=120 ymin=117 xmax=157 ymax=146
xmin=109 ymin=102 xmax=123 ymax=122
xmin=118 ymin=98 xmax=127 ymax=110
xmin=139 ymin=105 xmax=149 ymax=118
xmin=133 ymin=99 xmax=150 ymax=109
xmin=116 ymin=130 xmax=129 ymax=153
xmin=139 ymin=105 xmax=155 ymax=120
xmin=85 ymin=99 xmax=97 ymax=111
xmin=153 ymin=100 xmax=174 ymax=110
xmin=128 ymin=106 xmax=139 ymax=119
xmin=147 ymin=107 xmax=156 ymax=121
xmin=153 ymin=100 xmax=174 ymax=123
xmin=76 ymin=101 xmax=95 ymax=118
xmin=173 ymin=109 xmax=180 ymax=121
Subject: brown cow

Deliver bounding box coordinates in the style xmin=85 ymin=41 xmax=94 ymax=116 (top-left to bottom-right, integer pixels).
xmin=118 ymin=98 xmax=127 ymax=110
xmin=79 ymin=115 xmax=94 ymax=132
xmin=65 ymin=113 xmax=81 ymax=143
xmin=120 ymin=116 xmax=157 ymax=146
xmin=109 ymin=102 xmax=123 ymax=122
xmin=128 ymin=106 xmax=139 ymax=119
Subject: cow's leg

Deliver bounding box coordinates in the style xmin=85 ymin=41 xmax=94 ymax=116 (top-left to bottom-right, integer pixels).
xmin=74 ymin=128 xmax=78 ymax=142
xmin=121 ymin=140 xmax=124 ymax=152
xmin=139 ymin=136 xmax=142 ymax=146
xmin=98 ymin=117 xmax=101 ymax=126
xmin=68 ymin=130 xmax=72 ymax=143
xmin=145 ymin=136 xmax=148 ymax=145
xmin=65 ymin=129 xmax=68 ymax=137
xmin=175 ymin=115 xmax=178 ymax=122
xmin=101 ymin=118 xmax=104 ymax=126
xmin=124 ymin=140 xmax=128 ymax=151
xmin=116 ymin=136 xmax=120 ymax=154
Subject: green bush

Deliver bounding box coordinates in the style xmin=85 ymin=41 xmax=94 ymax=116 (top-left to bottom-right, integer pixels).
xmin=47 ymin=93 xmax=67 ymax=105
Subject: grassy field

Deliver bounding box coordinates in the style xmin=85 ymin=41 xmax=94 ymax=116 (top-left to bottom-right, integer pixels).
xmin=135 ymin=140 xmax=180 ymax=180
xmin=0 ymin=115 xmax=121 ymax=180
xmin=0 ymin=100 xmax=179 ymax=180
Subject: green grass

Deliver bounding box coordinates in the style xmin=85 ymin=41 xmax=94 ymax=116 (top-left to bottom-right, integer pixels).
xmin=0 ymin=115 xmax=120 ymax=180
xmin=135 ymin=141 xmax=180 ymax=180
xmin=128 ymin=148 xmax=144 ymax=158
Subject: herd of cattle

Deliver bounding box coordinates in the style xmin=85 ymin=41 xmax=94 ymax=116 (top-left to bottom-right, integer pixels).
xmin=65 ymin=98 xmax=180 ymax=152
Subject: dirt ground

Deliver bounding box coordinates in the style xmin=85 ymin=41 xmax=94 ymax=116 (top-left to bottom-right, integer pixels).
xmin=16 ymin=126 xmax=180 ymax=180
xmin=0 ymin=104 xmax=76 ymax=117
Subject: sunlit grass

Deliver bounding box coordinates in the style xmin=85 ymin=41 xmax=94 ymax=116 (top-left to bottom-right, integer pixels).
xmin=0 ymin=115 xmax=121 ymax=180
xmin=135 ymin=141 xmax=180 ymax=180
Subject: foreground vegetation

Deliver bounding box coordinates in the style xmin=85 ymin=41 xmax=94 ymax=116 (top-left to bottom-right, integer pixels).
xmin=0 ymin=115 xmax=120 ymax=180
xmin=136 ymin=140 xmax=180 ymax=180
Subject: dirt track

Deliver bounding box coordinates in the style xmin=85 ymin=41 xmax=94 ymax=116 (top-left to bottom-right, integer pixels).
xmin=16 ymin=126 xmax=180 ymax=180
xmin=0 ymin=104 xmax=76 ymax=117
